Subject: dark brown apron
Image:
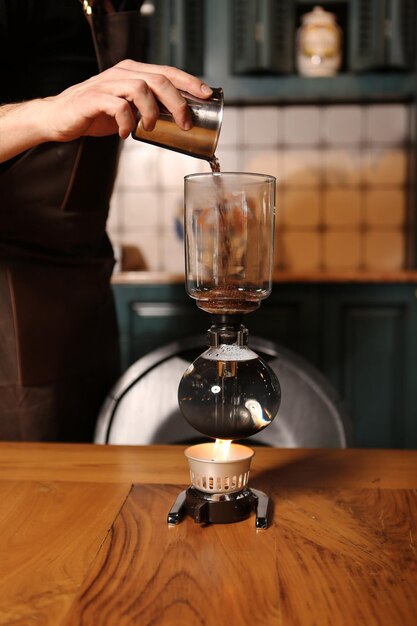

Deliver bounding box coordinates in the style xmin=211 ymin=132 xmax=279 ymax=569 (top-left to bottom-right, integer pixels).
xmin=0 ymin=134 xmax=121 ymax=386
xmin=0 ymin=7 xmax=144 ymax=439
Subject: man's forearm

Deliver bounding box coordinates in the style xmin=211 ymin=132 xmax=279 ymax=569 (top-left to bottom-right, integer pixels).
xmin=0 ymin=60 xmax=213 ymax=164
xmin=0 ymin=101 xmax=50 ymax=163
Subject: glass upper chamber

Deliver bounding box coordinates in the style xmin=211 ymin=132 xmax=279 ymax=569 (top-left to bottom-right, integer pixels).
xmin=184 ymin=173 xmax=276 ymax=314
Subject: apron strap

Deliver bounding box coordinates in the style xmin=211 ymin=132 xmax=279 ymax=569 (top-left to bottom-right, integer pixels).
xmin=80 ymin=0 xmax=145 ymax=71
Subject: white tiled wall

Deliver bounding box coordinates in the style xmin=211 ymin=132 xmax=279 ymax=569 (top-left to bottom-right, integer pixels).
xmin=108 ymin=103 xmax=412 ymax=273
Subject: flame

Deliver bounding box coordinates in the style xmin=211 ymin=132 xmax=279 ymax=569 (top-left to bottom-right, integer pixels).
xmin=212 ymin=438 xmax=232 ymax=461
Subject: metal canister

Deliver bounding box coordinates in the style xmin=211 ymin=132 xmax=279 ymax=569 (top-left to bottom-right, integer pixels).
xmin=131 ymin=87 xmax=223 ymax=161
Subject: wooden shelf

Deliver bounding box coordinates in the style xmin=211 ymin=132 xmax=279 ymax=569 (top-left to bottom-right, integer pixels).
xmin=202 ymin=0 xmax=417 ymax=106
xmin=203 ymin=72 xmax=416 ymax=105
xmin=112 ymin=270 xmax=417 ymax=285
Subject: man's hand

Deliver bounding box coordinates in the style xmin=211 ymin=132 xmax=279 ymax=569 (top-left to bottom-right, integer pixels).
xmin=0 ymin=60 xmax=213 ymax=163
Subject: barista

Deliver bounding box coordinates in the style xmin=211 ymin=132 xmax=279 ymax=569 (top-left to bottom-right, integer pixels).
xmin=0 ymin=1 xmax=212 ymax=441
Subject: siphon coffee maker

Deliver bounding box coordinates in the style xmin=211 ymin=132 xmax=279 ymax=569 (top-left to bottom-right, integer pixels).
xmin=168 ymin=172 xmax=281 ymax=529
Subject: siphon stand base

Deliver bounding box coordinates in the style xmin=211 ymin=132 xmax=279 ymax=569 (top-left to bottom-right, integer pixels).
xmin=167 ymin=486 xmax=270 ymax=529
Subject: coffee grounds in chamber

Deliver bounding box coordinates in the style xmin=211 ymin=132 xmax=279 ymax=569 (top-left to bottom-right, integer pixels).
xmin=194 ymin=285 xmax=261 ymax=314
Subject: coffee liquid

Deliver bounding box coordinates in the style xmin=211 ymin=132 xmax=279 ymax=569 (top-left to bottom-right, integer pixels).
xmin=210 ymin=156 xmax=221 ymax=173
xmin=196 ymin=158 xmax=260 ymax=314
xmin=209 ymin=157 xmax=231 ymax=275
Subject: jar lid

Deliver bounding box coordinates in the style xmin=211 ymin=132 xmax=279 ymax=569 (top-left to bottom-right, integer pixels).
xmin=301 ymin=5 xmax=337 ymax=25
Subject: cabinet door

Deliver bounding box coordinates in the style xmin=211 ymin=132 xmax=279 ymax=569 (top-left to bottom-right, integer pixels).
xmin=386 ymin=0 xmax=416 ymax=68
xmin=145 ymin=0 xmax=204 ymax=74
xmin=349 ymin=0 xmax=416 ymax=71
xmin=231 ymin=0 xmax=295 ymax=74
xmin=322 ymin=285 xmax=417 ymax=449
xmin=112 ymin=284 xmax=206 ymax=369
xmin=113 ymin=283 xmax=320 ymax=370
xmin=250 ymin=284 xmax=320 ymax=365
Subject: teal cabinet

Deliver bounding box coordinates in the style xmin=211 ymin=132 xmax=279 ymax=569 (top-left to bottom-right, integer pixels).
xmin=112 ymin=282 xmax=320 ymax=368
xmin=112 ymin=283 xmax=205 ymax=369
xmin=143 ymin=0 xmax=416 ymax=103
xmin=144 ymin=0 xmax=204 ymax=74
xmin=321 ymin=284 xmax=417 ymax=449
xmin=112 ymin=280 xmax=417 ymax=449
xmin=349 ymin=0 xmax=416 ymax=72
xmin=231 ymin=0 xmax=296 ymax=75
xmin=249 ymin=284 xmax=320 ymax=364
xmin=203 ymin=0 xmax=416 ymax=103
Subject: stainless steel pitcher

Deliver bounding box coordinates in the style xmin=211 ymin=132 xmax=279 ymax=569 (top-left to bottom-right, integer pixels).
xmin=131 ymin=87 xmax=223 ymax=161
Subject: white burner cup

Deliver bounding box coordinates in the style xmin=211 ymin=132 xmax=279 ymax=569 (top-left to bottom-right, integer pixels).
xmin=184 ymin=442 xmax=254 ymax=494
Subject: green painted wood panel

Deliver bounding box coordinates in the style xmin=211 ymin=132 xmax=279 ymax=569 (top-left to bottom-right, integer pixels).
xmin=349 ymin=0 xmax=416 ymax=72
xmin=112 ymin=283 xmax=206 ymax=370
xmin=112 ymin=283 xmax=320 ymax=369
xmin=112 ymin=282 xmax=417 ymax=449
xmin=344 ymin=305 xmax=405 ymax=448
xmin=250 ymin=285 xmax=320 ymax=364
xmin=203 ymin=0 xmax=416 ymax=103
xmin=322 ymin=284 xmax=417 ymax=449
xmin=231 ymin=0 xmax=295 ymax=75
xmin=146 ymin=0 xmax=204 ymax=74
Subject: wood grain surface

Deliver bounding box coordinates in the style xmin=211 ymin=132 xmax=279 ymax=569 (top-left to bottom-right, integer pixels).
xmin=1 ymin=443 xmax=417 ymax=488
xmin=274 ymin=487 xmax=417 ymax=626
xmin=0 ymin=480 xmax=130 ymax=626
xmin=0 ymin=444 xmax=416 ymax=625
xmin=65 ymin=484 xmax=417 ymax=626
xmin=64 ymin=484 xmax=280 ymax=626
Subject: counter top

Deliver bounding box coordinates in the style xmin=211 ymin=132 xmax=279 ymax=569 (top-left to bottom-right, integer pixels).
xmin=1 ymin=443 xmax=416 ymax=626
xmin=112 ymin=270 xmax=417 ymax=285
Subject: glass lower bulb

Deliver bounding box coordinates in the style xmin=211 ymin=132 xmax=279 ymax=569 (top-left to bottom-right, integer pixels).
xmin=178 ymin=343 xmax=281 ymax=440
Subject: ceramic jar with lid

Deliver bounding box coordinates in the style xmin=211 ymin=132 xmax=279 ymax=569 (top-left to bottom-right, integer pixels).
xmin=296 ymin=5 xmax=342 ymax=77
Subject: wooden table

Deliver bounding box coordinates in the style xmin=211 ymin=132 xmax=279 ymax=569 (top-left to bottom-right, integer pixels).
xmin=0 ymin=443 xmax=416 ymax=626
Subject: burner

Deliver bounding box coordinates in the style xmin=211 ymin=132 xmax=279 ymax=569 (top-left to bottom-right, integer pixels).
xmin=168 ymin=486 xmax=270 ymax=528
xmin=167 ymin=442 xmax=270 ymax=528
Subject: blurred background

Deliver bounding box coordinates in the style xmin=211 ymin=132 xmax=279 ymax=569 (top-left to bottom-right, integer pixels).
xmin=109 ymin=0 xmax=417 ymax=450
xmin=110 ymin=102 xmax=412 ymax=274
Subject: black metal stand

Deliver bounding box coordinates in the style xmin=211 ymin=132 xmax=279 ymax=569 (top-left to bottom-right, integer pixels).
xmin=167 ymin=486 xmax=270 ymax=529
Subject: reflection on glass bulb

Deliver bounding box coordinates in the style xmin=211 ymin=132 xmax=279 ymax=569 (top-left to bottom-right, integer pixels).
xmin=178 ymin=344 xmax=281 ymax=440
xmin=244 ymin=399 xmax=271 ymax=428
